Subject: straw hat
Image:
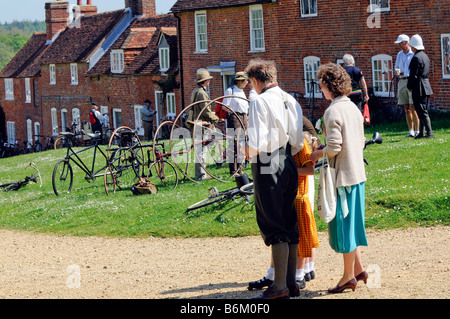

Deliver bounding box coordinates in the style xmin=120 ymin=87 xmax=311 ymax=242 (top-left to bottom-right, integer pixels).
xmin=234 ymin=71 xmax=247 ymax=81
xmin=197 ymin=70 xmax=213 ymax=83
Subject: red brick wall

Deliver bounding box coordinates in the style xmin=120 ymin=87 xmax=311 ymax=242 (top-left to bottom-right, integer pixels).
xmin=176 ymin=0 xmax=449 ymax=119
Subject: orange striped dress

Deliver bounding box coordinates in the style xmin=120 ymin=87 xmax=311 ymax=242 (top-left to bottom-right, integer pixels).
xmin=293 ymin=139 xmax=320 ymax=258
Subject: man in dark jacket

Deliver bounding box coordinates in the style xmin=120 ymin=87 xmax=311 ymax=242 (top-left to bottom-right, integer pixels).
xmin=407 ymin=34 xmax=434 ymax=139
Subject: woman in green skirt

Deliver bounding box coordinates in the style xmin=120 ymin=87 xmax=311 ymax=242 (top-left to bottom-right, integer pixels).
xmin=311 ymin=63 xmax=369 ymax=294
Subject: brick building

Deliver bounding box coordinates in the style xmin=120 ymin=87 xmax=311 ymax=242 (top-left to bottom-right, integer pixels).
xmin=0 ymin=0 xmax=180 ymax=146
xmin=171 ymin=0 xmax=449 ymax=120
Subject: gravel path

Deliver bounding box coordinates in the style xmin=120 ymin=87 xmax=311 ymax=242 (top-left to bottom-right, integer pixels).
xmin=0 ymin=226 xmax=448 ymax=299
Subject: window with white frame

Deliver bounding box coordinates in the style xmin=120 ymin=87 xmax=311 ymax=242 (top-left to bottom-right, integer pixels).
xmin=49 ymin=64 xmax=56 ymax=84
xmin=70 ymin=63 xmax=78 ymax=85
xmin=300 ymin=0 xmax=318 ymax=17
xmin=61 ymin=109 xmax=68 ymax=132
xmin=34 ymin=122 xmax=40 ymax=142
xmin=134 ymin=105 xmax=144 ymax=136
xmin=195 ymin=11 xmax=208 ymax=53
xmin=111 ymin=50 xmax=124 ymax=73
xmin=5 ymin=78 xmax=14 ymax=100
xmin=166 ymin=93 xmax=176 ymax=118
xmin=303 ymin=56 xmax=322 ymax=98
xmin=25 ymin=78 xmax=31 ymax=103
xmin=26 ymin=119 xmax=33 ymax=144
xmin=51 ymin=108 xmax=58 ymax=136
xmin=369 ymin=0 xmax=390 ymax=12
xmin=7 ymin=121 xmax=15 ymax=144
xmin=249 ymin=5 xmax=265 ymax=52
xmin=112 ymin=108 xmax=122 ymax=129
xmin=159 ymin=47 xmax=170 ymax=72
xmin=371 ymin=54 xmax=393 ymax=97
xmin=72 ymin=108 xmax=80 ymax=127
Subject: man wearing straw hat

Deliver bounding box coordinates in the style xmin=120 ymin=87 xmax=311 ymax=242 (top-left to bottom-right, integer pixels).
xmin=190 ymin=69 xmax=219 ymax=180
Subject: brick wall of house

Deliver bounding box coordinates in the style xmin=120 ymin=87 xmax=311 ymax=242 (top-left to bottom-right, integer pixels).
xmin=1 ymin=77 xmax=43 ymax=145
xmin=175 ymin=0 xmax=449 ymax=120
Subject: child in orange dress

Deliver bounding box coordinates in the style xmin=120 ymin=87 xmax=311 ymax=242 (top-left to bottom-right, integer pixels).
xmin=293 ymin=132 xmax=320 ymax=287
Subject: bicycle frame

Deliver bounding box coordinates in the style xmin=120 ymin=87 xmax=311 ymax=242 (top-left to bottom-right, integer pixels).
xmin=63 ymin=140 xmax=109 ymax=180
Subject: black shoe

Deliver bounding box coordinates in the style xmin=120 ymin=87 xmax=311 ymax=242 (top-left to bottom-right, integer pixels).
xmin=289 ymin=284 xmax=301 ymax=297
xmin=415 ymin=133 xmax=424 ymax=139
xmin=424 ymin=134 xmax=435 ymax=139
xmin=296 ymin=278 xmax=306 ymax=289
xmin=248 ymin=277 xmax=273 ymax=290
xmin=304 ymin=272 xmax=311 ymax=281
xmin=252 ymin=286 xmax=289 ymax=299
xmin=405 ymin=133 xmax=415 ymax=138
xmin=309 ymin=270 xmax=315 ymax=280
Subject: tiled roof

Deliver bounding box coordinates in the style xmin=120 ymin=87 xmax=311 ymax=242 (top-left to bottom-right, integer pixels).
xmin=40 ymin=10 xmax=128 ymax=65
xmin=86 ymin=14 xmax=178 ymax=76
xmin=0 ymin=32 xmax=48 ymax=78
xmin=170 ymin=0 xmax=274 ymax=12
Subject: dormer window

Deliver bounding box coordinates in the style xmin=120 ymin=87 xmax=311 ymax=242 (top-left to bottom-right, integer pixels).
xmin=111 ymin=49 xmax=124 ymax=73
xmin=158 ymin=34 xmax=170 ymax=72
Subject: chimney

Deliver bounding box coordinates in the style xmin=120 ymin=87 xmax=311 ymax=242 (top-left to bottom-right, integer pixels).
xmin=125 ymin=0 xmax=156 ymax=18
xmin=45 ymin=0 xmax=70 ymax=42
xmin=78 ymin=0 xmax=98 ymax=17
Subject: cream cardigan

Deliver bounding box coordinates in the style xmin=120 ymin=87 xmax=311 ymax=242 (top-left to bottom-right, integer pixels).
xmin=322 ymin=96 xmax=367 ymax=187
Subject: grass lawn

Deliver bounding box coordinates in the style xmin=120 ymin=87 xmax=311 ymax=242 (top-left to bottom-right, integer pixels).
xmin=0 ymin=112 xmax=448 ymax=238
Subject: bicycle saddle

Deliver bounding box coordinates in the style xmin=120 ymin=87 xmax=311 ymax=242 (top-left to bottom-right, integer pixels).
xmin=60 ymin=132 xmax=74 ymax=136
xmin=86 ymin=132 xmax=101 ymax=139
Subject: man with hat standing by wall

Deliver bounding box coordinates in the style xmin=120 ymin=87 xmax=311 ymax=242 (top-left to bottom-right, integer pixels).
xmin=407 ymin=34 xmax=435 ymax=139
xmin=190 ymin=69 xmax=219 ymax=180
xmin=140 ymin=99 xmax=157 ymax=141
xmin=394 ymin=34 xmax=419 ymax=138
xmin=89 ymin=102 xmax=104 ymax=138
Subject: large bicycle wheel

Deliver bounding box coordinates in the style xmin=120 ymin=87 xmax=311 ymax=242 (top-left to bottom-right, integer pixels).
xmin=192 ymin=97 xmax=248 ymax=183
xmin=52 ymin=159 xmax=73 ymax=195
xmin=148 ymin=160 xmax=178 ymax=190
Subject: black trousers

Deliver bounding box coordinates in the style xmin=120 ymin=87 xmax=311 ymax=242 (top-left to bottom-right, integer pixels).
xmin=251 ymin=145 xmax=299 ymax=246
xmin=413 ymin=95 xmax=433 ymax=136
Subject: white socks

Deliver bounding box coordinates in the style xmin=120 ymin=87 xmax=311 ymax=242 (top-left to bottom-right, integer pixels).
xmin=266 ymin=267 xmax=275 ymax=281
xmin=268 ymin=262 xmax=315 ymax=281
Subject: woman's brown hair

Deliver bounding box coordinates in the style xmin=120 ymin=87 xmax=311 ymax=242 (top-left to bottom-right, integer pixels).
xmin=317 ymin=63 xmax=352 ymax=99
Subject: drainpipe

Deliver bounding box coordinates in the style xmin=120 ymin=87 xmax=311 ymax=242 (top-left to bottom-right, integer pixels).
xmin=174 ymin=13 xmax=185 ymax=113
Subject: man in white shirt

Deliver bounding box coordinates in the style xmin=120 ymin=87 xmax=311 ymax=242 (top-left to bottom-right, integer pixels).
xmin=222 ymin=72 xmax=250 ymax=175
xmin=394 ymin=34 xmax=419 ymax=137
xmin=244 ymin=58 xmax=303 ymax=299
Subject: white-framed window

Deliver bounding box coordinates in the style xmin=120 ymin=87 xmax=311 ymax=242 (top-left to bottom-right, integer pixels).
xmin=26 ymin=119 xmax=33 ymax=143
xmin=51 ymin=108 xmax=58 ymax=136
xmin=369 ymin=0 xmax=390 ymax=12
xmin=5 ymin=78 xmax=14 ymax=100
xmin=159 ymin=47 xmax=170 ymax=72
xmin=49 ymin=64 xmax=56 ymax=85
xmin=134 ymin=105 xmax=144 ymax=136
xmin=371 ymin=54 xmax=393 ymax=97
xmin=441 ymin=34 xmax=450 ymax=79
xmin=195 ymin=11 xmax=208 ymax=53
xmin=166 ymin=93 xmax=176 ymax=118
xmin=303 ymin=56 xmax=322 ymax=98
xmin=112 ymin=108 xmax=122 ymax=129
xmin=300 ymin=0 xmax=318 ymax=17
xmin=7 ymin=121 xmax=15 ymax=144
xmin=70 ymin=63 xmax=78 ymax=85
xmin=61 ymin=109 xmax=68 ymax=132
xmin=25 ymin=78 xmax=31 ymax=103
xmin=72 ymin=108 xmax=80 ymax=127
xmin=111 ymin=50 xmax=124 ymax=73
xmin=249 ymin=5 xmax=265 ymax=52
xmin=34 ymin=122 xmax=40 ymax=142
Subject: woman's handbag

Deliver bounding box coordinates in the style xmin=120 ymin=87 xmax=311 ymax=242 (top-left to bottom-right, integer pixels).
xmin=317 ymin=156 xmax=337 ymax=222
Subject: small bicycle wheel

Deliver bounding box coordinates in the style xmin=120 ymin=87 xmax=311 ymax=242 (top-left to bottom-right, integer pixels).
xmin=148 ymin=160 xmax=179 ymax=190
xmin=52 ymin=159 xmax=73 ymax=195
xmin=187 ymin=194 xmax=229 ymax=211
xmin=103 ymin=166 xmax=117 ymax=195
xmin=239 ymin=182 xmax=254 ymax=195
xmin=54 ymin=136 xmax=65 ymax=149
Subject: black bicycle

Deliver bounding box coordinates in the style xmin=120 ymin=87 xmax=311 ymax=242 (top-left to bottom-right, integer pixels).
xmin=0 ymin=162 xmax=42 ymax=192
xmin=187 ymin=174 xmax=254 ymax=211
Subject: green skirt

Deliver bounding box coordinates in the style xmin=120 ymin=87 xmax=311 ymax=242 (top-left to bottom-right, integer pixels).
xmin=328 ymin=182 xmax=368 ymax=253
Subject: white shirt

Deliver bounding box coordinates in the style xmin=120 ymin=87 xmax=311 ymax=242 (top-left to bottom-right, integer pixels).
xmin=249 ymin=88 xmax=258 ymax=100
xmin=247 ymin=86 xmax=304 ymax=155
xmin=222 ymin=85 xmax=249 ymax=114
xmin=395 ymin=49 xmax=414 ymax=77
